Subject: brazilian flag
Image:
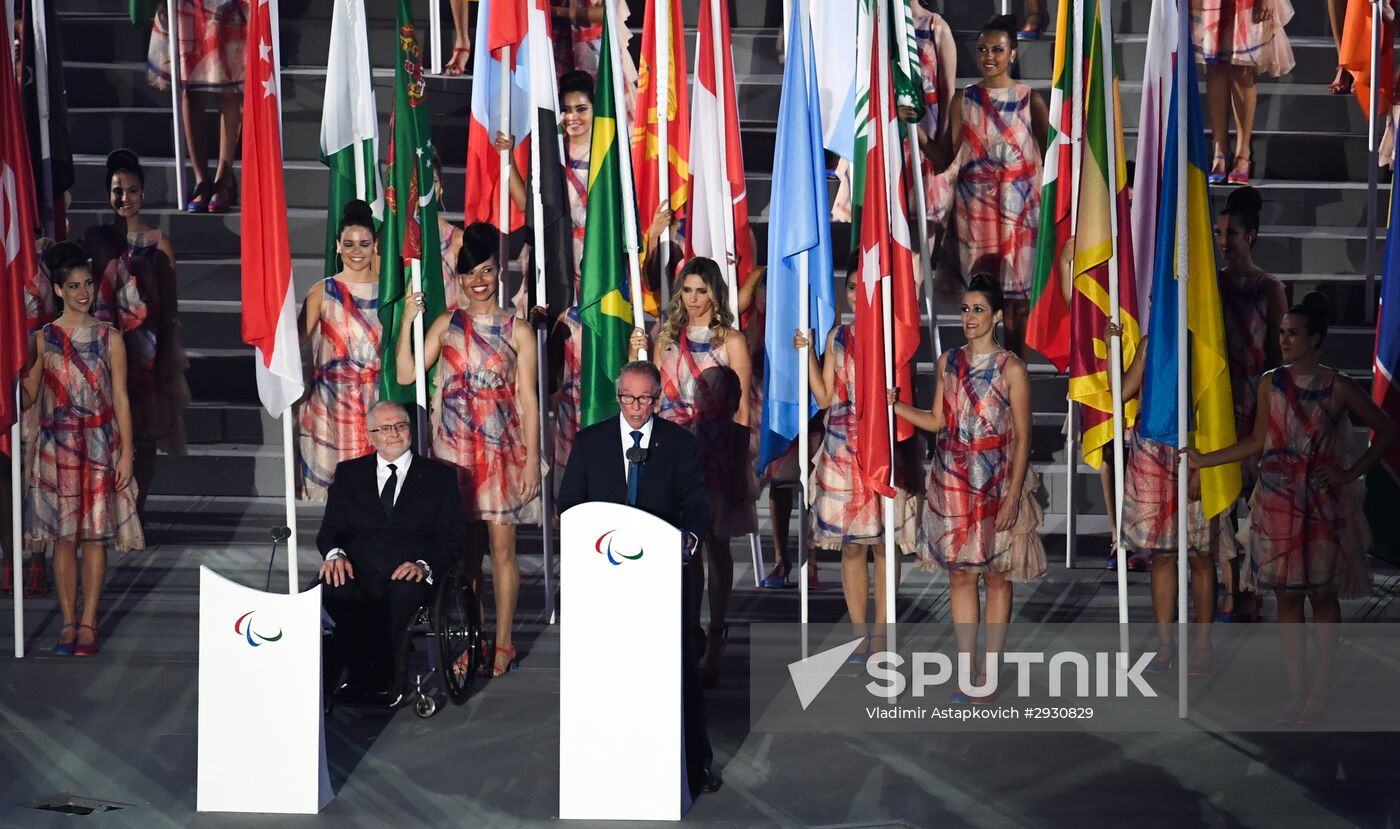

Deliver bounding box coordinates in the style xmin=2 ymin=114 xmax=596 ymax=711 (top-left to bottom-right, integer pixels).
xmin=578 ymin=16 xmax=638 ymax=428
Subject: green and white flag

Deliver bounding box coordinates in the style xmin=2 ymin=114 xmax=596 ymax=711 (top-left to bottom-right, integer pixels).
xmin=320 ymin=0 xmax=383 ymax=275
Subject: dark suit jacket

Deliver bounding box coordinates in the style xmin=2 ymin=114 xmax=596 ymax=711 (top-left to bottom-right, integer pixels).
xmin=315 ymin=453 xmax=466 ymax=578
xmin=557 ymin=415 xmax=709 ymax=541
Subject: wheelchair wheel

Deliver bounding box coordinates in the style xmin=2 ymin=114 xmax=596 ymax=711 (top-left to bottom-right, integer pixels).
xmin=434 ymin=567 xmax=482 ymax=705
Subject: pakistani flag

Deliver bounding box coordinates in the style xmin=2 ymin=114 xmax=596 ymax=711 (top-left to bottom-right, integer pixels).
xmin=578 ymin=16 xmax=637 ymax=429
xmin=378 ymin=1 xmax=445 ymax=403
xmin=321 ymin=0 xmax=384 ymax=275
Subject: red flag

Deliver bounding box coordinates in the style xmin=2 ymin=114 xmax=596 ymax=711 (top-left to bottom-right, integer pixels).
xmin=465 ymin=0 xmax=530 ymax=231
xmin=239 ymin=0 xmax=303 ymax=415
xmin=854 ymin=10 xmax=920 ymax=498
xmin=632 ymin=0 xmax=690 ymax=252
xmin=0 ymin=43 xmax=39 ymax=437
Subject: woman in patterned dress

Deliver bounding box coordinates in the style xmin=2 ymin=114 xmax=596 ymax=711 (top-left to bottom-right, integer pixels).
xmin=1193 ymin=0 xmax=1294 ymax=185
xmin=398 ymin=223 xmax=541 ymax=679
xmin=924 ymin=15 xmax=1048 ymax=361
xmin=551 ymin=1 xmax=637 ymax=119
xmin=796 ymin=275 xmax=920 ymax=659
xmin=83 ymin=149 xmax=189 ymax=519
xmin=1113 ymin=325 xmax=1234 ymax=675
xmin=21 ymin=242 xmax=145 ymax=656
xmin=295 ymin=200 xmax=380 ymax=501
xmin=147 ymin=0 xmax=247 ymax=211
xmin=891 ymin=275 xmax=1045 ymax=700
xmin=1188 ymin=293 xmax=1396 ymax=723
xmin=1215 ymin=185 xmax=1286 ymax=619
xmin=431 ymin=149 xmax=465 ymax=312
xmin=631 ymin=257 xmax=754 ymax=685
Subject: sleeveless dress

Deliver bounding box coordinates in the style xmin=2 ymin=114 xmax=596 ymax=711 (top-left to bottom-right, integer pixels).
xmin=26 ymin=323 xmax=145 ymax=551
xmin=565 ymin=143 xmax=590 ymax=285
xmin=147 ymin=0 xmax=248 ymax=91
xmin=809 ymin=326 xmax=918 ymax=550
xmin=1191 ymin=0 xmax=1295 ymax=75
xmin=440 ymin=221 xmax=463 ymax=312
xmin=1220 ymin=268 xmax=1282 ymax=489
xmin=553 ymin=306 xmax=583 ymax=486
xmin=1247 ymin=367 xmax=1371 ymax=597
xmin=952 ymin=84 xmax=1042 ymax=299
xmin=917 ymin=348 xmax=1045 ymax=579
xmin=657 ymin=325 xmax=758 ymax=538
xmin=296 ymin=279 xmax=381 ymax=501
xmin=1121 ymin=427 xmax=1236 ymax=559
xmin=431 ymin=311 xmax=540 ymax=525
xmin=87 ymin=225 xmax=189 ymax=455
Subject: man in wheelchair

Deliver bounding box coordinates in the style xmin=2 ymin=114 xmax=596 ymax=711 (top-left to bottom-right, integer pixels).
xmin=317 ymin=401 xmax=467 ymax=704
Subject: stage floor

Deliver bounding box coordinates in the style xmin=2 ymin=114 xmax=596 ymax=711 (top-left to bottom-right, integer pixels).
xmin=3 ymin=535 xmax=1399 ymax=828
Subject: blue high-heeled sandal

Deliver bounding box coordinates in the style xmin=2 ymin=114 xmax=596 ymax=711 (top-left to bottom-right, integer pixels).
xmin=53 ymin=623 xmax=78 ymax=656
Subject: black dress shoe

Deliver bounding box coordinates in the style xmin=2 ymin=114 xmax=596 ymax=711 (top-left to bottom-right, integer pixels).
xmin=699 ymin=767 xmax=723 ymax=793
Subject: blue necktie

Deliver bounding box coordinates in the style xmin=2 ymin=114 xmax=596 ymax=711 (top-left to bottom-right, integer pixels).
xmin=626 ymin=430 xmax=643 ymax=507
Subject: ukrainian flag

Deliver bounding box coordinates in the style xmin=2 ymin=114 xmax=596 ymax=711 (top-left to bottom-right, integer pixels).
xmin=1138 ymin=18 xmax=1241 ymax=519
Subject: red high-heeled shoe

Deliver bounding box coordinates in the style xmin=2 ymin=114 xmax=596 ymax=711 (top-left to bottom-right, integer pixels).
xmin=74 ymin=624 xmax=100 ymax=657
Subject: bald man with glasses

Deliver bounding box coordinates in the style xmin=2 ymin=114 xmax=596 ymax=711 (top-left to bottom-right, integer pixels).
xmin=317 ymin=401 xmax=467 ymax=703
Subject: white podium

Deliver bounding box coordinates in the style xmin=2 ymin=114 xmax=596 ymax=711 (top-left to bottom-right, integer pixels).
xmin=559 ymin=503 xmax=688 ymax=821
xmin=196 ymin=567 xmax=332 ymax=814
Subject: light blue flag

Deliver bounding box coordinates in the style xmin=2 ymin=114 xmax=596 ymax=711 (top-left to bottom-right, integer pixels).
xmin=758 ymin=0 xmax=837 ymax=472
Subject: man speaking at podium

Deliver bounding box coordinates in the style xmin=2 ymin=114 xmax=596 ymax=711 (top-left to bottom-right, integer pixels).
xmin=558 ymin=361 xmax=721 ymax=794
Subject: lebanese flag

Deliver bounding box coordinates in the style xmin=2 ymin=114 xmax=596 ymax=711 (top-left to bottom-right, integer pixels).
xmin=687 ymin=0 xmax=754 ymax=297
xmin=240 ymin=0 xmax=303 ymax=416
xmin=854 ymin=3 xmax=920 ymax=498
xmin=0 ymin=36 xmax=38 ymax=439
xmin=465 ymin=0 xmax=530 ymax=231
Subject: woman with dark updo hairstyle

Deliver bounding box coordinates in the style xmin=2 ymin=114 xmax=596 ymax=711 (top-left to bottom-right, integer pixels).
xmin=295 ymin=199 xmax=382 ymax=501
xmin=892 ymin=273 xmax=1046 ymax=701
xmin=82 ymin=149 xmax=189 ymax=518
xmin=21 ymin=242 xmax=145 ymax=656
xmin=923 ymin=15 xmax=1048 ymax=361
xmin=1189 ymin=291 xmax=1397 ymax=724
xmin=398 ymin=221 xmax=541 ymax=680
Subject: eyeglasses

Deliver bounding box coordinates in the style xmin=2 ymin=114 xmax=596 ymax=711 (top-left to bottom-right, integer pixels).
xmin=369 ymin=422 xmax=412 ymax=434
xmin=617 ymin=394 xmax=657 ymax=407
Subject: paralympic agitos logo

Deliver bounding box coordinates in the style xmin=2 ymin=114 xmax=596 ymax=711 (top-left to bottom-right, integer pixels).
xmin=595 ymin=529 xmax=644 ymax=566
xmin=233 ymin=611 xmax=283 ymax=647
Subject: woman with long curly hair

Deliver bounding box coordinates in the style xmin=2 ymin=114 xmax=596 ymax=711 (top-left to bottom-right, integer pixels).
xmin=631 ymin=257 xmax=754 ymax=686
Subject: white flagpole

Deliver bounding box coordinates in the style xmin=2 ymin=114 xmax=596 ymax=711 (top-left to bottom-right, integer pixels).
xmin=1174 ymin=6 xmax=1190 ymax=719
xmin=1098 ymin=0 xmax=1128 ymax=626
xmin=709 ymin=0 xmax=740 ymax=317
xmin=498 ymin=43 xmax=513 ymax=309
xmin=875 ymin=0 xmax=897 ymax=654
xmin=1367 ymin=0 xmax=1382 ymax=321
xmin=430 ymin=0 xmax=444 ymax=74
xmin=11 ymin=386 xmax=22 ymax=658
xmin=796 ymin=0 xmax=811 ymax=636
xmin=526 ymin=5 xmax=558 ymax=623
xmin=606 ymin=0 xmax=648 ymax=342
xmin=1065 ymin=1 xmax=1086 ymax=571
xmin=164 ymin=0 xmax=189 ymax=208
xmin=656 ymin=0 xmax=673 ymax=308
xmin=30 ymin=0 xmax=55 ymax=238
xmin=267 ymin=0 xmax=298 ymax=592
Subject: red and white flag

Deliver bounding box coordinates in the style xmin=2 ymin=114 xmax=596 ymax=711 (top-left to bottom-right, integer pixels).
xmin=687 ymin=0 xmax=753 ymax=295
xmin=854 ymin=1 xmax=920 ymax=498
xmin=0 ymin=34 xmax=38 ymax=437
xmin=240 ymin=0 xmax=303 ymax=415
xmin=464 ymin=0 xmax=530 ymax=231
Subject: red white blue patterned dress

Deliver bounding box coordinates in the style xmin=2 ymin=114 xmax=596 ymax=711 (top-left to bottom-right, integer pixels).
xmin=86 ymin=226 xmax=189 ymax=455
xmin=1121 ymin=426 xmax=1235 ymax=559
xmin=1246 ymin=367 xmax=1371 ymax=596
xmin=553 ymin=306 xmax=583 ymax=485
xmin=657 ymin=325 xmax=757 ymax=538
xmin=440 ymin=222 xmax=463 ymax=312
xmin=1220 ymin=267 xmax=1282 ymax=489
xmin=917 ymin=348 xmax=1044 ymax=578
xmin=951 ymin=84 xmax=1042 ymax=299
xmin=147 ymin=0 xmax=248 ymax=91
xmin=431 ymin=311 xmax=540 ymax=525
xmin=26 ymin=323 xmax=144 ymax=551
xmin=809 ymin=325 xmax=918 ymax=550
xmin=1191 ymin=0 xmax=1295 ymax=75
xmin=296 ymin=278 xmax=381 ymax=501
